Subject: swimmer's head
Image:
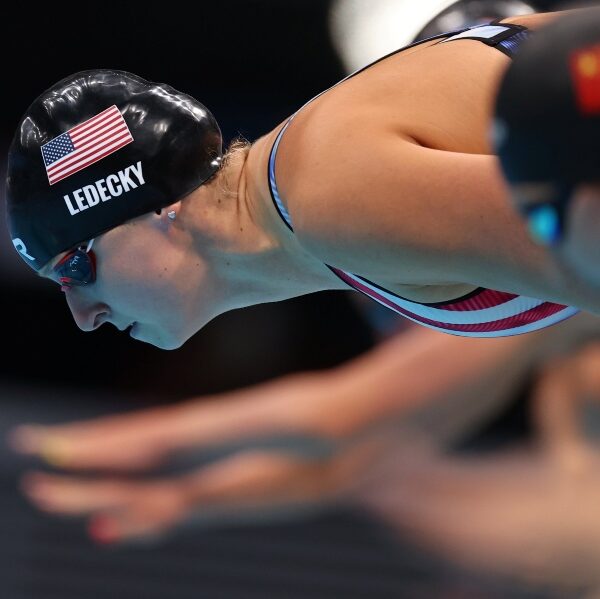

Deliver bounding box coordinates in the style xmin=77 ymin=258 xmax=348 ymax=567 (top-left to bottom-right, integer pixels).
xmin=5 ymin=70 xmax=258 ymax=349
xmin=492 ymin=7 xmax=600 ymax=248
xmin=32 ymin=137 xmax=251 ymax=350
xmin=6 ymin=69 xmax=223 ymax=273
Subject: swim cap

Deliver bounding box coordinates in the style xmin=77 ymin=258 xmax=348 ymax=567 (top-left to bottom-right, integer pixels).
xmin=494 ymin=8 xmax=600 ymax=189
xmin=6 ymin=69 xmax=223 ymax=271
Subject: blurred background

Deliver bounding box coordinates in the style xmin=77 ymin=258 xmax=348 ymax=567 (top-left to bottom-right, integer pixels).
xmin=0 ymin=1 xmax=596 ymax=598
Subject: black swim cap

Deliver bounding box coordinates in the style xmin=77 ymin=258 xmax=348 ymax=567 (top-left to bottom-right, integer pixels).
xmin=6 ymin=69 xmax=223 ymax=271
xmin=494 ymin=8 xmax=600 ymax=187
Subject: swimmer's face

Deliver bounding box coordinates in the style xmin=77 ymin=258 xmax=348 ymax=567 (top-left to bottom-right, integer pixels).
xmin=39 ymin=211 xmax=224 ymax=350
xmin=511 ymin=181 xmax=600 ymax=287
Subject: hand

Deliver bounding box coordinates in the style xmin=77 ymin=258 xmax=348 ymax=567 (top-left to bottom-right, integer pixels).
xmin=349 ymin=339 xmax=600 ymax=586
xmin=7 ymin=372 xmax=398 ymax=545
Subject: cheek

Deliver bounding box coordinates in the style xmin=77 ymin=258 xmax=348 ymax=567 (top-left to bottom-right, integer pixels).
xmin=101 ymin=245 xmax=215 ymax=323
xmin=98 ymin=245 xmax=181 ymax=306
xmin=559 ymin=184 xmax=600 ymax=285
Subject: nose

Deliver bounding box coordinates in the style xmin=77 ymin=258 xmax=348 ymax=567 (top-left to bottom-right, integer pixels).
xmin=64 ymin=291 xmax=111 ymax=332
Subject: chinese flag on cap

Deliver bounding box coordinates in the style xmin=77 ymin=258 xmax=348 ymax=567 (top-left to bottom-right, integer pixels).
xmin=570 ymin=43 xmax=600 ymax=115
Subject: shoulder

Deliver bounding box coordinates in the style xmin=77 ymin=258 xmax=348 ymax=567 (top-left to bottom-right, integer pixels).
xmin=270 ymin=104 xmax=564 ymax=298
xmin=275 ymin=108 xmax=445 ymax=284
xmin=270 ymin=30 xmax=514 ymax=238
xmin=269 ymin=96 xmax=398 ymax=261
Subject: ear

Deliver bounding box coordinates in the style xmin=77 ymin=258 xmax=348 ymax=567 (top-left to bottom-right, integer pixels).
xmin=154 ymin=200 xmax=182 ymax=227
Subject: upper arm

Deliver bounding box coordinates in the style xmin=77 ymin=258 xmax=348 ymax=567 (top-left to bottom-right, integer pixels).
xmin=290 ymin=131 xmax=584 ymax=306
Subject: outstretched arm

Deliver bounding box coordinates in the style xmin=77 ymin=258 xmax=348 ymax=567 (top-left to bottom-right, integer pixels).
xmin=6 ymin=317 xmax=561 ymax=544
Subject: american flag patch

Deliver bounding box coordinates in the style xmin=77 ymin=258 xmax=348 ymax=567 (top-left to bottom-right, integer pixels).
xmin=41 ymin=105 xmax=134 ymax=185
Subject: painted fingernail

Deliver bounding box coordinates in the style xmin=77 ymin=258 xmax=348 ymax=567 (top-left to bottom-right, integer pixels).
xmin=88 ymin=517 xmax=120 ymax=544
xmin=40 ymin=438 xmax=72 ymax=467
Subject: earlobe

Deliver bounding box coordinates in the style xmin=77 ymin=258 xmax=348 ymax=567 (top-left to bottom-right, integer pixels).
xmin=156 ymin=201 xmax=182 ymax=226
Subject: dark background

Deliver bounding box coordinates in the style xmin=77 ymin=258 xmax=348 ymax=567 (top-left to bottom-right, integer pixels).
xmin=1 ymin=0 xmax=383 ymax=401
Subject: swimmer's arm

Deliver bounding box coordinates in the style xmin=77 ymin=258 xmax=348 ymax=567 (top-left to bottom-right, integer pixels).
xmin=293 ymin=136 xmax=599 ymax=313
xmin=325 ymin=321 xmax=549 ymax=443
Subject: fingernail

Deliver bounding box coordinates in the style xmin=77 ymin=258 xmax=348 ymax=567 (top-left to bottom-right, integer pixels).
xmin=88 ymin=517 xmax=120 ymax=544
xmin=40 ymin=438 xmax=71 ymax=467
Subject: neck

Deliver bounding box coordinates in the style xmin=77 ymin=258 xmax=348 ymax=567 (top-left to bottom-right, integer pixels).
xmin=184 ymin=134 xmax=344 ymax=311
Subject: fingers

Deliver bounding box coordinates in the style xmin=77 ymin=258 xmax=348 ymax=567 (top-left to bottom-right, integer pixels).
xmin=6 ymin=374 xmax=326 ymax=472
xmin=180 ymin=434 xmax=393 ymax=510
xmin=181 ymin=452 xmax=331 ymax=507
xmin=21 ymin=470 xmax=189 ymax=544
xmin=19 ymin=428 xmax=392 ymax=545
xmin=89 ymin=483 xmax=189 ymax=545
xmin=21 ymin=471 xmax=139 ymax=515
xmin=19 ymin=452 xmax=340 ymax=544
xmin=7 ymin=405 xmax=191 ymax=471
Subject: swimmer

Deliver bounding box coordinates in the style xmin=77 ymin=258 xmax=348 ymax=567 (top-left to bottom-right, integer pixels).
xmin=6 ymin=8 xmax=597 ymax=348
xmin=11 ymin=310 xmax=600 ymax=586
xmin=494 ymin=6 xmax=600 ymax=292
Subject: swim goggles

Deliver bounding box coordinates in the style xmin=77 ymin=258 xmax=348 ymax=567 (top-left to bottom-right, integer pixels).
xmin=53 ymin=238 xmax=96 ymax=291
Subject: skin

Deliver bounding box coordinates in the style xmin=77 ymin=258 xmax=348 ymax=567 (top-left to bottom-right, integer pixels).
xmin=38 ymin=8 xmax=597 ymax=350
xmin=10 ymin=312 xmax=600 ymax=593
xmin=4 ymin=315 xmax=579 ymax=539
xmin=39 ymin=151 xmax=347 ymax=349
xmin=355 ymin=339 xmax=600 ymax=590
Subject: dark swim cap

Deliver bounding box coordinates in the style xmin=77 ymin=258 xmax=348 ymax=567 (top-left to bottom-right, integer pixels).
xmin=6 ymin=69 xmax=223 ymax=271
xmin=494 ymin=8 xmax=600 ymax=188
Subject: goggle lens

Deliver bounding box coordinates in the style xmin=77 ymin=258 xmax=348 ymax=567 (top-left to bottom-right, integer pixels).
xmin=53 ymin=239 xmax=96 ymax=290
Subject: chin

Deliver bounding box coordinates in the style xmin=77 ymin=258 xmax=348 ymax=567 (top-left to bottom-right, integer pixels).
xmin=158 ymin=338 xmax=187 ymax=351
xmin=139 ymin=330 xmax=188 ymax=351
xmin=129 ymin=324 xmax=183 ymax=350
